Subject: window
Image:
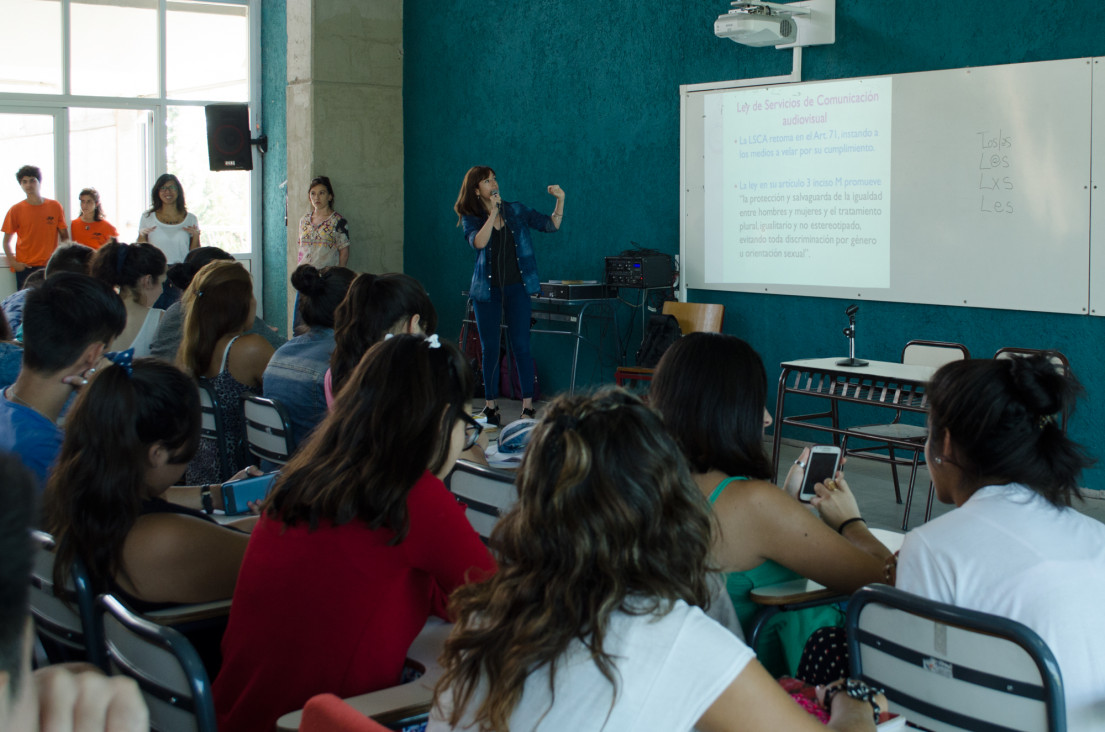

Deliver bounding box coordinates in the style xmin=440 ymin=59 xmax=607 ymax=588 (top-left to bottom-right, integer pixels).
xmin=0 ymin=0 xmax=261 ymax=300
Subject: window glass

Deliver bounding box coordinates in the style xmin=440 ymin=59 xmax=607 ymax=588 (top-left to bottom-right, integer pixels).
xmin=166 ymin=1 xmax=248 ymax=101
xmin=0 ymin=0 xmax=62 ymax=94
xmin=69 ymin=108 xmax=151 ymax=241
xmin=0 ymin=114 xmax=56 ymax=201
xmin=166 ymin=105 xmax=249 ymax=253
xmin=71 ymin=0 xmax=159 ymax=98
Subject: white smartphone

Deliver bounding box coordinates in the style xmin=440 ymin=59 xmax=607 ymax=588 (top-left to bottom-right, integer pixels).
xmin=797 ymin=445 xmax=842 ymax=503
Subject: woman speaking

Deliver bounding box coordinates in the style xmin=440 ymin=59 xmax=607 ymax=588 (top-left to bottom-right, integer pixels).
xmin=454 ymin=166 xmax=564 ymax=426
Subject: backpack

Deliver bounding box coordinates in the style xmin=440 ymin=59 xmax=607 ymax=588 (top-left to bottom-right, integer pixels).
xmin=635 ymin=313 xmax=682 ymax=368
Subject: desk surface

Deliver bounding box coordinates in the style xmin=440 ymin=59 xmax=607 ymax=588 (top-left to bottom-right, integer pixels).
xmin=749 ymin=528 xmax=904 ymax=605
xmin=275 ymin=617 xmax=451 ymax=731
xmin=781 ymin=357 xmax=937 ymax=384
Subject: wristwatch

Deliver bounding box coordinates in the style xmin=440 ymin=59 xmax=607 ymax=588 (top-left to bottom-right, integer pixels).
xmin=200 ymin=485 xmax=214 ymax=514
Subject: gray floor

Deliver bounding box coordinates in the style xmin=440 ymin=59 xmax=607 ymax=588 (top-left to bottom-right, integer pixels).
xmin=472 ymin=398 xmax=1105 ymax=532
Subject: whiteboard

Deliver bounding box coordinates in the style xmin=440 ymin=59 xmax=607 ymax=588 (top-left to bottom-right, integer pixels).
xmin=681 ymin=58 xmax=1094 ymax=315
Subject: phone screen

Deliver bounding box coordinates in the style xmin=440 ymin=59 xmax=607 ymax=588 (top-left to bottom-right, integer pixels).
xmin=798 ymin=449 xmax=841 ymax=502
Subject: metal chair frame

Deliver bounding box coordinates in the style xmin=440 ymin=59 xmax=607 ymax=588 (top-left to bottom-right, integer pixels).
xmin=242 ymin=394 xmax=295 ymax=465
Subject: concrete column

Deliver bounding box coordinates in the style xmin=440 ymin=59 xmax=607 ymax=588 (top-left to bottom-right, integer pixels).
xmin=285 ymin=0 xmax=403 ymax=329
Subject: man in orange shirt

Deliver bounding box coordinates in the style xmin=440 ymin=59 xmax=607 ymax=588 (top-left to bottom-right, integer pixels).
xmin=2 ymin=166 xmax=69 ymax=289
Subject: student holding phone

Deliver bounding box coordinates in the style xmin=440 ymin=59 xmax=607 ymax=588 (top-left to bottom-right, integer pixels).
xmin=651 ymin=332 xmax=892 ymax=678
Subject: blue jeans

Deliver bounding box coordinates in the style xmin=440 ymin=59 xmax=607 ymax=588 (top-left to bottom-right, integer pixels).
xmin=472 ymin=284 xmax=534 ymax=400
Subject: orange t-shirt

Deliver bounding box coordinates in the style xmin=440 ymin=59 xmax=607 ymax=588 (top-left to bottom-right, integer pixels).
xmin=70 ymin=218 xmax=118 ymax=250
xmin=2 ymin=199 xmax=66 ymax=266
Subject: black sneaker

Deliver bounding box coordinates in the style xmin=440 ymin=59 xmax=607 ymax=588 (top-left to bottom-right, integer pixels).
xmin=481 ymin=405 xmax=501 ymax=427
xmin=521 ymin=407 xmax=537 ymax=420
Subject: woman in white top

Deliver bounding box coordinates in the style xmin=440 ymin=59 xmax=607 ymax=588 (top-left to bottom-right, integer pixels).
xmin=895 ymin=354 xmax=1105 ymax=731
xmin=88 ymin=242 xmax=166 ymax=358
xmin=136 ymin=174 xmax=199 ymax=309
xmin=431 ymin=389 xmax=884 ymax=732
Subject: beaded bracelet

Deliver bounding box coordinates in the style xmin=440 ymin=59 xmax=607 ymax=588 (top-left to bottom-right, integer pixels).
xmin=837 ymin=516 xmax=867 ymax=534
xmin=822 ymin=678 xmax=883 ymax=724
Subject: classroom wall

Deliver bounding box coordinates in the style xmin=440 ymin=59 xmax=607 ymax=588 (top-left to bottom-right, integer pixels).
xmin=402 ymin=1 xmax=1105 ymax=490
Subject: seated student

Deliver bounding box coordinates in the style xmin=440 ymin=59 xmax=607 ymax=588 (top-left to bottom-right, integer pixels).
xmin=178 ymin=260 xmax=274 ymax=484
xmin=430 ymin=389 xmax=883 ymax=732
xmin=650 ymin=333 xmax=891 ymax=678
xmin=44 ymin=358 xmax=255 ymax=612
xmin=325 ymin=272 xmax=438 ymax=405
xmin=215 ymin=334 xmax=496 ymax=732
xmin=262 ymin=263 xmax=354 ymax=449
xmin=0 ymin=453 xmax=148 ymax=732
xmin=150 ymin=246 xmax=285 ymax=362
xmin=0 ymin=309 xmax=21 ymax=389
xmin=895 ymin=355 xmax=1105 ymax=731
xmin=89 ymin=242 xmax=167 ymax=358
xmin=0 ymin=273 xmax=125 ymax=488
xmin=3 ymin=244 xmax=93 ymax=337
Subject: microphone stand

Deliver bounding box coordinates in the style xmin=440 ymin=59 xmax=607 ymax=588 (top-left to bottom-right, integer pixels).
xmin=837 ymin=308 xmax=868 ymax=367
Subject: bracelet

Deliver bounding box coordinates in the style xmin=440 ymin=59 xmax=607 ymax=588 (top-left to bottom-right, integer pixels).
xmin=837 ymin=516 xmax=866 ymax=534
xmin=822 ymin=678 xmax=883 ymax=724
xmin=200 ymin=485 xmax=214 ymax=514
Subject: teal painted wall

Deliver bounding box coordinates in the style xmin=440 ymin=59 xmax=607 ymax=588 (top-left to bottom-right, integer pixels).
xmin=403 ymin=0 xmax=1105 ymax=489
xmin=261 ymin=1 xmax=288 ymax=335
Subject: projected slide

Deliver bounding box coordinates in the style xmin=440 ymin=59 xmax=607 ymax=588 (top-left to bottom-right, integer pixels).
xmin=704 ymin=77 xmax=892 ymax=288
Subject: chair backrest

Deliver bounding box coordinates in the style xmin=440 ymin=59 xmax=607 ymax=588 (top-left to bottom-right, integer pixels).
xmin=196 ymin=378 xmax=229 ymax=479
xmin=848 ymin=584 xmax=1065 ymax=732
xmin=242 ymin=395 xmax=295 ymax=465
xmin=994 ymin=347 xmax=1071 ymax=374
xmin=299 ymin=694 xmax=396 ymax=732
xmin=901 ymin=340 xmax=970 ymax=369
xmin=28 ymin=530 xmax=107 ymax=670
xmin=99 ymin=594 xmax=217 ymax=732
xmin=444 ymin=459 xmax=518 ymax=541
xmin=661 ymin=301 xmax=724 ymax=334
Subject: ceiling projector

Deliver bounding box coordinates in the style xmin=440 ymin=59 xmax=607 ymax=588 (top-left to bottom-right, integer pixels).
xmin=715 ymin=3 xmax=798 ymax=47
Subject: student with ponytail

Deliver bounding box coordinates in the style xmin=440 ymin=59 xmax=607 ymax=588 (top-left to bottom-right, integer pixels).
xmin=88 ymin=241 xmax=167 ymax=357
xmin=262 ymin=263 xmax=354 ymax=448
xmin=325 ymin=272 xmax=437 ymax=404
xmin=896 ymin=354 xmax=1105 ymax=731
xmin=179 ymin=260 xmax=274 ymax=484
xmin=44 ymin=358 xmax=254 ymax=614
xmin=215 ymin=334 xmax=495 ymax=732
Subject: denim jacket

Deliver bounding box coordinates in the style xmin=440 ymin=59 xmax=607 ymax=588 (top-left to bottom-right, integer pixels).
xmin=261 ymin=327 xmax=335 ymax=449
xmin=463 ymin=201 xmax=557 ymax=303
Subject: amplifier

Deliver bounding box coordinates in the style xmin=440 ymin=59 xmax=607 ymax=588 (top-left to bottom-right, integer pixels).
xmin=604 ymin=255 xmax=673 ymax=288
xmin=538 ymin=282 xmax=615 ymax=300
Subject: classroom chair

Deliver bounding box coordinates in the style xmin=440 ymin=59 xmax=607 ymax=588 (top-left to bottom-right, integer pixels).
xmin=841 ymin=340 xmax=969 ymax=529
xmin=445 ymin=459 xmax=518 ymax=542
xmin=847 ymin=584 xmax=1065 ymax=732
xmin=99 ymin=593 xmax=217 ymax=732
xmin=242 ymin=394 xmax=295 ymax=466
xmin=28 ymin=530 xmax=107 ymax=671
xmin=614 ymin=300 xmax=725 ymax=386
xmin=196 ymin=378 xmax=230 ymax=480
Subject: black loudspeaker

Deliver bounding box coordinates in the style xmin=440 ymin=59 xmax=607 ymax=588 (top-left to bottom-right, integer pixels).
xmin=205 ymin=104 xmax=253 ymax=171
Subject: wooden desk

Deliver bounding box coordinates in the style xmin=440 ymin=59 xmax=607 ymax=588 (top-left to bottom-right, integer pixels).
xmin=274 ymin=617 xmax=451 ymax=731
xmin=771 ymin=357 xmax=936 ymax=487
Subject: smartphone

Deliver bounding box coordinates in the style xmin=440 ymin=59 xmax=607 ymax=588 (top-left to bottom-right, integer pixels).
xmin=222 ymin=472 xmax=279 ymax=515
xmin=797 ymin=446 xmax=842 ymax=503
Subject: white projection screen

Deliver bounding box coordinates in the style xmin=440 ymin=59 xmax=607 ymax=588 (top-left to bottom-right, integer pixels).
xmin=680 ymin=58 xmax=1094 ymax=315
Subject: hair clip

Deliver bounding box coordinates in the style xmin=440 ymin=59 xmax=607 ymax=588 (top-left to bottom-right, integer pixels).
xmin=1038 ymin=414 xmax=1057 ymax=429
xmin=104 ymin=348 xmax=135 ymax=376
xmin=196 ymin=290 xmax=204 ymax=297
xmin=425 ymin=333 xmax=441 ymax=349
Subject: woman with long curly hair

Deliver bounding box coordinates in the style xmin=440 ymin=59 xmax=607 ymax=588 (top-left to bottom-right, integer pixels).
xmin=431 ymin=389 xmax=882 ymax=732
xmin=215 ymin=334 xmax=495 ymax=732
